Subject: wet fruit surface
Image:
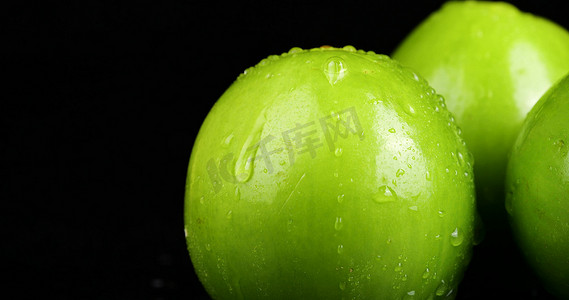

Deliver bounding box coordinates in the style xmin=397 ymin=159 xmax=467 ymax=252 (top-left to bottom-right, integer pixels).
xmin=506 ymin=74 xmax=569 ymax=299
xmin=185 ymin=46 xmax=476 ymax=299
xmin=392 ymin=1 xmax=569 ymax=226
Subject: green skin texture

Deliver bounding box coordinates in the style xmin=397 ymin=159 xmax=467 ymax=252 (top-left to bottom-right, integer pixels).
xmin=392 ymin=1 xmax=569 ymax=225
xmin=185 ymin=47 xmax=476 ymax=299
xmin=506 ymin=74 xmax=569 ymax=299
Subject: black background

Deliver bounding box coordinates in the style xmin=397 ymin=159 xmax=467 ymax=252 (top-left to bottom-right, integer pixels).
xmin=4 ymin=1 xmax=567 ymax=299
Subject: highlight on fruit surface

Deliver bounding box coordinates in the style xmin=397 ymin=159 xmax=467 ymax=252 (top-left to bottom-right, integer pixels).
xmin=184 ymin=46 xmax=478 ymax=299
xmin=505 ymin=73 xmax=569 ymax=299
xmin=392 ymin=1 xmax=569 ymax=227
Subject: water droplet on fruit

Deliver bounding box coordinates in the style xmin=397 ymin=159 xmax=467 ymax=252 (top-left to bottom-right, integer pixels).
xmin=205 ymin=243 xmax=211 ymax=251
xmin=335 ymin=217 xmax=344 ymax=231
xmin=342 ymin=45 xmax=357 ymax=52
xmin=405 ymin=103 xmax=416 ymax=116
xmin=226 ymin=210 xmax=233 ymax=219
xmin=222 ymin=133 xmax=234 ymax=148
xmin=450 ymin=227 xmax=463 ymax=246
xmin=438 ymin=210 xmax=445 ymax=217
xmin=337 ymin=194 xmax=345 ymax=203
xmin=235 ymin=155 xmax=254 ymax=182
xmin=425 ymin=171 xmax=432 ymax=181
xmin=323 ymin=57 xmax=348 ymax=86
xmin=394 ymin=263 xmax=403 ymax=272
xmin=409 ymin=206 xmax=418 ymax=211
xmin=412 ymin=72 xmax=420 ymax=82
xmin=435 ymin=281 xmax=448 ymax=296
xmin=396 ymin=168 xmax=406 ymax=177
xmin=330 ymin=110 xmax=340 ymax=120
xmin=339 ymin=281 xmax=346 ymax=290
xmin=337 ymin=244 xmax=344 ymax=254
xmin=389 ymin=128 xmax=396 ymax=133
xmin=422 ymin=268 xmax=430 ymax=279
xmin=288 ymin=47 xmax=302 ymax=54
xmin=374 ymin=186 xmax=397 ymax=203
xmin=235 ymin=109 xmax=267 ymax=182
xmin=334 ymin=147 xmax=343 ymax=157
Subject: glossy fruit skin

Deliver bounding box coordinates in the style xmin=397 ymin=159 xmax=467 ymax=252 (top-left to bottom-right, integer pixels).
xmin=505 ymin=74 xmax=569 ymax=299
xmin=392 ymin=1 xmax=569 ymax=225
xmin=184 ymin=46 xmax=476 ymax=299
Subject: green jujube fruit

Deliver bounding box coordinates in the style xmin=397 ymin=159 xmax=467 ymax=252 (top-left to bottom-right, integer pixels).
xmin=392 ymin=1 xmax=569 ymax=226
xmin=506 ymin=74 xmax=569 ymax=299
xmin=184 ymin=46 xmax=477 ymax=299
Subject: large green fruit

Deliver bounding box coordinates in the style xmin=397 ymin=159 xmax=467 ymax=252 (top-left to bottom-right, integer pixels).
xmin=505 ymin=74 xmax=569 ymax=299
xmin=392 ymin=1 xmax=569 ymax=225
xmin=184 ymin=46 xmax=476 ymax=299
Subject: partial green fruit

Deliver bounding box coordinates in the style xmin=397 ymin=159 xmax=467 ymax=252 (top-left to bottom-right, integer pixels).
xmin=505 ymin=73 xmax=569 ymax=299
xmin=392 ymin=1 xmax=569 ymax=225
xmin=185 ymin=46 xmax=476 ymax=299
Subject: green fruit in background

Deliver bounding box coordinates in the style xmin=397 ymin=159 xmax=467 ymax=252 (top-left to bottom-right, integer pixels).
xmin=392 ymin=1 xmax=569 ymax=226
xmin=184 ymin=46 xmax=477 ymax=299
xmin=505 ymin=74 xmax=569 ymax=299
